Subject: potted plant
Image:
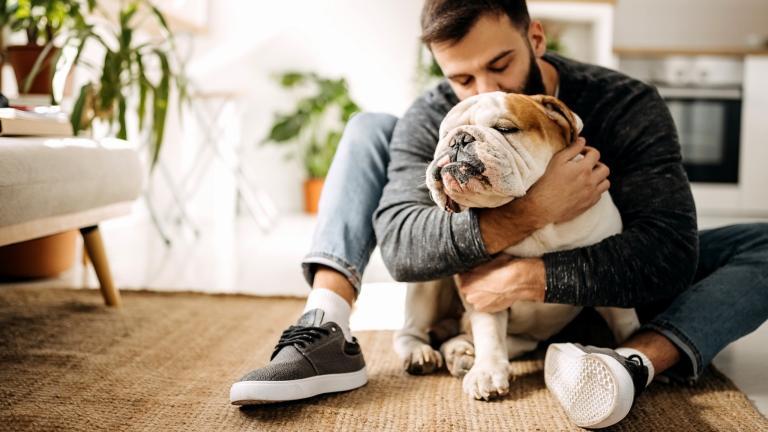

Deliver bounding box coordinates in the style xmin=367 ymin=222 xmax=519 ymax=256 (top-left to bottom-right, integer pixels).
xmin=0 ymin=0 xmax=185 ymax=162
xmin=263 ymin=72 xmax=360 ymax=213
xmin=0 ymin=0 xmax=92 ymax=95
xmin=64 ymin=1 xmax=186 ymax=166
xmin=0 ymin=1 xmax=183 ymax=280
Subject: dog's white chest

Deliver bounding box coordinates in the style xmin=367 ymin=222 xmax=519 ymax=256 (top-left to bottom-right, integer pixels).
xmin=504 ymin=192 xmax=622 ymax=258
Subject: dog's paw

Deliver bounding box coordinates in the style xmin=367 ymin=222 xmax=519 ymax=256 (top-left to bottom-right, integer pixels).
xmin=462 ymin=358 xmax=510 ymax=401
xmin=441 ymin=336 xmax=475 ymax=378
xmin=403 ymin=343 xmax=443 ymax=375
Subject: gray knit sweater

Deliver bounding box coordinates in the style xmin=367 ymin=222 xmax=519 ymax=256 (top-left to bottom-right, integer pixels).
xmin=373 ymin=52 xmax=699 ymax=309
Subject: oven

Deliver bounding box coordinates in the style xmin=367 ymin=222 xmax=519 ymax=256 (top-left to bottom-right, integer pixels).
xmin=659 ymin=86 xmax=742 ymax=183
xmin=620 ymin=56 xmax=746 ymax=184
xmin=619 ymin=55 xmax=768 ymax=216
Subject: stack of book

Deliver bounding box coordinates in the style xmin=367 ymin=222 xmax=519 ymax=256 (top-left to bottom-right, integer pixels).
xmin=0 ymin=94 xmax=73 ymax=137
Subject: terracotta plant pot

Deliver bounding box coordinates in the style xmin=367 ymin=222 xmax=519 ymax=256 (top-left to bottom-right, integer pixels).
xmin=5 ymin=44 xmax=59 ymax=95
xmin=304 ymin=178 xmax=325 ymax=214
xmin=0 ymin=230 xmax=78 ymax=279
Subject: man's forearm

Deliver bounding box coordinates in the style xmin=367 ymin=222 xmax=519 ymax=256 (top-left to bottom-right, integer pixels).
xmin=477 ymin=196 xmax=546 ymax=254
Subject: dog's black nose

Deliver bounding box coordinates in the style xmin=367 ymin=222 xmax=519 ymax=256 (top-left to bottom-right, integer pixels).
xmin=449 ymin=131 xmax=476 ymax=163
xmin=451 ymin=131 xmax=475 ymax=148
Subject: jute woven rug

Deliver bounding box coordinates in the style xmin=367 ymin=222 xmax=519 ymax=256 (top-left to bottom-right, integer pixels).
xmin=0 ymin=286 xmax=765 ymax=431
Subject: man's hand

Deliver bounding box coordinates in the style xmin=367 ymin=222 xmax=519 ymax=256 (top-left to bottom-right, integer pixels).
xmin=478 ymin=137 xmax=610 ymax=254
xmin=457 ymin=255 xmax=546 ymax=313
xmin=527 ymin=137 xmax=611 ymax=225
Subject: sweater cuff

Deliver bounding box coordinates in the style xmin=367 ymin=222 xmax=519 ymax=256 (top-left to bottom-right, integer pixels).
xmin=454 ymin=209 xmax=492 ymax=268
xmin=542 ymin=250 xmax=583 ymax=305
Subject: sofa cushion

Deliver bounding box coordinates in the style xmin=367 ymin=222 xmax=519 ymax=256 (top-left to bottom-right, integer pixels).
xmin=0 ymin=137 xmax=143 ymax=228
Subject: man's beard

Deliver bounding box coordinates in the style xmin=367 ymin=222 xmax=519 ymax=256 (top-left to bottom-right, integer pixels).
xmin=500 ymin=48 xmax=546 ymax=96
xmin=521 ymin=53 xmax=546 ymax=95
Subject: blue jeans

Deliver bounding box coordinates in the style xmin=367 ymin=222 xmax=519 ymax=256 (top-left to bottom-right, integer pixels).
xmin=302 ymin=113 xmax=398 ymax=292
xmin=301 ymin=112 xmax=768 ymax=382
xmin=640 ymin=224 xmax=768 ymax=382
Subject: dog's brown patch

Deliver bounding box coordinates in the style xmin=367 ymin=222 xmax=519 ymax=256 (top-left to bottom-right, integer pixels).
xmin=501 ymin=93 xmax=577 ymax=154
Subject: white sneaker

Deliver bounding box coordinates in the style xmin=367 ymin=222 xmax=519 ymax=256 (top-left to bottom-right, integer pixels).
xmin=544 ymin=343 xmax=649 ymax=429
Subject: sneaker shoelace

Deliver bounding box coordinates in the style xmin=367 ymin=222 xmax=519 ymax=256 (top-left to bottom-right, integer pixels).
xmin=627 ymin=354 xmax=644 ymax=367
xmin=271 ymin=325 xmax=330 ymax=359
xmin=625 ymin=353 xmax=649 ymax=399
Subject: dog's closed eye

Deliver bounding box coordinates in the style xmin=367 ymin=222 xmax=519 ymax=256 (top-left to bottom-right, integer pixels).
xmin=493 ymin=125 xmax=521 ymax=134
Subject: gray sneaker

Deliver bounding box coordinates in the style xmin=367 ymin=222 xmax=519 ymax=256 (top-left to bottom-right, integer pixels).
xmin=230 ymin=309 xmax=367 ymax=405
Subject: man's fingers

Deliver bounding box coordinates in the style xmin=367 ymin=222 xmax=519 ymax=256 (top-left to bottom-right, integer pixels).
xmin=592 ymin=162 xmax=610 ymax=181
xmin=558 ymin=137 xmax=586 ymax=161
xmin=581 ymin=146 xmax=601 ymax=166
xmin=597 ymin=178 xmax=611 ymax=193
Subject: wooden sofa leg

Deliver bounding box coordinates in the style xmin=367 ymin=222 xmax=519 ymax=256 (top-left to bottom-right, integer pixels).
xmin=80 ymin=225 xmax=122 ymax=307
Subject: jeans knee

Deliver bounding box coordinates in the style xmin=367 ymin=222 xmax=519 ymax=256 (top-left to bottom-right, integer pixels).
xmin=745 ymin=223 xmax=768 ymax=247
xmin=753 ymin=222 xmax=768 ymax=240
xmin=333 ymin=112 xmax=398 ymax=169
xmin=346 ymin=112 xmax=398 ymax=135
xmin=344 ymin=112 xmax=397 ymax=144
xmin=737 ymin=223 xmax=768 ymax=266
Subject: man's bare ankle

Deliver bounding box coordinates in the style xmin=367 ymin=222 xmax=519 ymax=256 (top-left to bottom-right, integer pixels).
xmin=621 ymin=330 xmax=681 ymax=376
xmin=313 ymin=267 xmax=356 ymax=306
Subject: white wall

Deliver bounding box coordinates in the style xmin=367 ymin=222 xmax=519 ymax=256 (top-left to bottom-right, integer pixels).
xmin=161 ymin=0 xmax=425 ymax=215
xmin=614 ymin=0 xmax=768 ymax=49
xmin=18 ymin=1 xmax=766 ymax=218
xmin=170 ymin=0 xmax=766 ymax=216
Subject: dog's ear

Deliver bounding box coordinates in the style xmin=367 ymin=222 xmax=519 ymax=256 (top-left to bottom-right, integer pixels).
xmin=530 ymin=95 xmax=583 ymax=144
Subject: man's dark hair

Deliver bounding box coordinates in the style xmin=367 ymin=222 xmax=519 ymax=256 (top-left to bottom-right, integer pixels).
xmin=421 ymin=0 xmax=531 ymax=47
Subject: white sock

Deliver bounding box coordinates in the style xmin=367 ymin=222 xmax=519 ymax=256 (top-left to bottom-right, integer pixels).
xmin=302 ymin=287 xmax=353 ymax=341
xmin=616 ymin=347 xmax=655 ymax=387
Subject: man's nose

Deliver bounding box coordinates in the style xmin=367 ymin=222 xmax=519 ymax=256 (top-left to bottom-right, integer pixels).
xmin=476 ymin=76 xmax=501 ymax=94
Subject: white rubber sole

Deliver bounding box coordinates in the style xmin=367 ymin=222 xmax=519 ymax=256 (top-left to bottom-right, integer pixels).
xmin=544 ymin=343 xmax=634 ymax=429
xmin=230 ymin=367 xmax=368 ymax=405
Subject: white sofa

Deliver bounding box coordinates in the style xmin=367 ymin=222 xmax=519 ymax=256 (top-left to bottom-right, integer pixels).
xmin=0 ymin=136 xmax=143 ymax=306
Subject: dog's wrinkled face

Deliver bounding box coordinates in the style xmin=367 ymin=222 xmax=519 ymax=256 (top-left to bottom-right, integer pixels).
xmin=426 ymin=92 xmax=583 ymax=213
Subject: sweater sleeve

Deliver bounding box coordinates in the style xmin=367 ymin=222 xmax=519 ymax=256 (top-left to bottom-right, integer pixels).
xmin=542 ymin=86 xmax=699 ymax=307
xmin=373 ymin=97 xmax=491 ymax=282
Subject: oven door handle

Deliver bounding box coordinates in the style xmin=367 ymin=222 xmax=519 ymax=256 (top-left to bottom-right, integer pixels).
xmin=657 ymin=86 xmax=742 ymax=100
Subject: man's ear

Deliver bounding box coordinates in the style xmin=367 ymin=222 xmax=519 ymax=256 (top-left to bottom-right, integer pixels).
xmin=530 ymin=94 xmax=583 ymax=144
xmin=527 ymin=20 xmax=547 ymax=58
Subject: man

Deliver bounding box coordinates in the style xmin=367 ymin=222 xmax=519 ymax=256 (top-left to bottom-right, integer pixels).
xmin=230 ymin=0 xmax=768 ymax=428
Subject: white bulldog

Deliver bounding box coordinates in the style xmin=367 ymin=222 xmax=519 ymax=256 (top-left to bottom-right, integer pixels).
xmin=394 ymin=92 xmax=640 ymax=400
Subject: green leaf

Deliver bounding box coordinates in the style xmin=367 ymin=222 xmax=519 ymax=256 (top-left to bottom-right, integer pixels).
xmin=149 ymin=48 xmax=171 ymax=169
xmin=340 ymin=98 xmax=361 ymax=122
xmin=70 ymin=82 xmax=92 ymax=135
xmin=174 ymin=72 xmax=189 ymax=118
xmin=117 ymin=93 xmax=127 ymax=140
xmin=149 ymin=4 xmax=171 ymax=37
xmin=280 ymin=72 xmax=305 ymax=87
xmin=120 ymin=2 xmax=139 ymax=28
xmin=304 ymin=130 xmax=341 ymax=178
xmin=136 ymin=53 xmax=148 ymax=130
xmin=98 ymin=50 xmax=118 ymax=114
xmin=21 ymin=39 xmax=54 ymax=93
xmin=267 ymin=112 xmax=308 ymax=143
xmin=119 ymin=21 xmax=133 ymax=53
xmin=70 ymin=33 xmax=88 ymax=66
xmin=429 ymin=56 xmax=444 ymax=77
